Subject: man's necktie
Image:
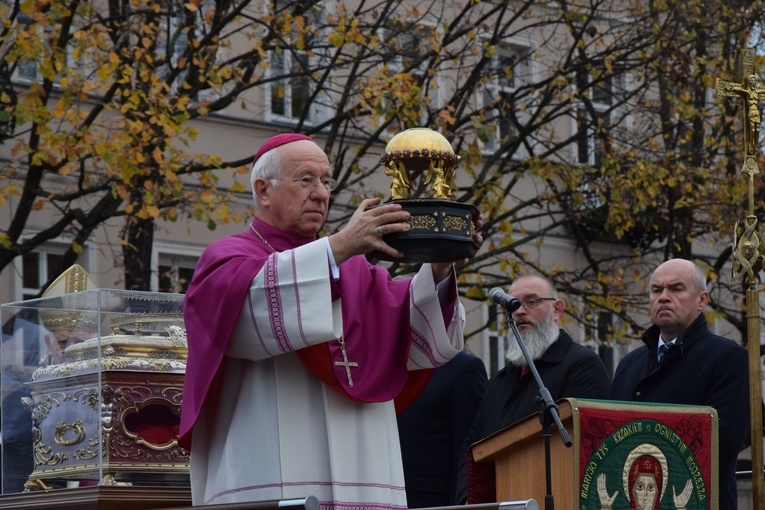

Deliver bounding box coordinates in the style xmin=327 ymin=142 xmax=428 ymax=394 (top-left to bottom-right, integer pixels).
xmin=658 ymin=344 xmax=670 ymax=363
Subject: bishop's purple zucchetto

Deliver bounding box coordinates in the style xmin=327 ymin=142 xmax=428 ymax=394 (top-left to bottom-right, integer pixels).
xmin=252 ymin=133 xmax=314 ymax=167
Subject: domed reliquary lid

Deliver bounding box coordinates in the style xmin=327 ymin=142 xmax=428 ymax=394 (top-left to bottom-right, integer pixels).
xmin=374 ymin=127 xmax=479 ymax=263
xmin=379 ymin=127 xmax=460 ymax=200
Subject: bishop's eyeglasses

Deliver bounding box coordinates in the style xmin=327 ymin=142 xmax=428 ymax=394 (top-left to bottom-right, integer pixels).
xmin=277 ymin=175 xmax=338 ymax=192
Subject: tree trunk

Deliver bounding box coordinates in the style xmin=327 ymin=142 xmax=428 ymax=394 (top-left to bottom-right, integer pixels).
xmin=123 ymin=216 xmax=155 ymax=291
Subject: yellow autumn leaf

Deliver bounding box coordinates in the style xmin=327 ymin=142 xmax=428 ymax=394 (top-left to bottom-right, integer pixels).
xmin=464 ymin=286 xmax=484 ymax=299
xmin=145 ymin=204 xmax=160 ymax=218
xmin=52 ymin=98 xmax=67 ymax=119
xmin=230 ymin=181 xmax=247 ymax=193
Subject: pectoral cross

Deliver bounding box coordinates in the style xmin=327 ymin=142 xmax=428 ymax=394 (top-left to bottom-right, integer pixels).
xmin=334 ymin=336 xmax=358 ymax=387
xmin=715 ymin=49 xmax=765 ymax=178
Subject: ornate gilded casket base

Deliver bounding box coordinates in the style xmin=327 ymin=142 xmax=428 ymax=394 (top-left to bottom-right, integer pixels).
xmin=23 ymin=330 xmax=189 ymax=489
xmin=372 ymin=199 xmax=479 ymax=263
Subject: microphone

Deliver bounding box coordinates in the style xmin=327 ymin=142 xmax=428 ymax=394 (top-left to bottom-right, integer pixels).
xmin=489 ymin=287 xmax=522 ymax=312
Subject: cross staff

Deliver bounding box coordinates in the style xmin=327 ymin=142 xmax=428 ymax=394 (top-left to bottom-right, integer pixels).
xmin=715 ymin=49 xmax=765 ymax=179
xmin=715 ymin=48 xmax=765 ymax=510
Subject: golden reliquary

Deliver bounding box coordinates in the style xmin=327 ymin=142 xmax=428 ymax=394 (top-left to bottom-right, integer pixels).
xmin=375 ymin=127 xmax=479 ymax=263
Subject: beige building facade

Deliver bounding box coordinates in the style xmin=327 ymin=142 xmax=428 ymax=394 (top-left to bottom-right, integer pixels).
xmin=0 ymin=0 xmax=761 ymax=505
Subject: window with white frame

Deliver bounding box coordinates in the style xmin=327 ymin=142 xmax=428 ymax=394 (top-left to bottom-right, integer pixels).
xmin=573 ymin=71 xmax=622 ymax=213
xmin=154 ymin=1 xmax=219 ymax=105
xmin=577 ymin=72 xmax=615 ymax=168
xmin=382 ymin=21 xmax=433 ymax=77
xmin=12 ymin=13 xmax=50 ymax=83
xmin=270 ymin=49 xmax=312 ymax=121
xmin=584 ymin=308 xmax=616 ymax=375
xmin=152 ymin=241 xmax=202 ymax=294
xmin=61 ymin=6 xmax=103 ymax=86
xmin=20 ymin=246 xmax=67 ymax=300
xmin=268 ymin=0 xmax=321 ymax=123
xmin=14 ymin=10 xmax=100 ymax=89
xmin=481 ymin=44 xmax=532 ymax=156
xmin=157 ymin=255 xmax=197 ymax=293
xmin=14 ymin=9 xmax=98 ymax=86
xmin=155 ymin=15 xmax=189 ymax=93
xmin=380 ymin=19 xmax=438 ymax=123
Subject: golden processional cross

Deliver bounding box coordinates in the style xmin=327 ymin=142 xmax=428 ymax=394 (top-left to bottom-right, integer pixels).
xmin=715 ymin=48 xmax=765 ymax=510
xmin=716 ymin=49 xmax=765 ymax=180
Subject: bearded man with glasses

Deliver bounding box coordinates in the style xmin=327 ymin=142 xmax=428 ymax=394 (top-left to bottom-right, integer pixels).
xmin=454 ymin=275 xmax=610 ymax=504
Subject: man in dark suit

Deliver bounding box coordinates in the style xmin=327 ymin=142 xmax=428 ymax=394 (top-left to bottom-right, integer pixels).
xmin=455 ymin=275 xmax=611 ymax=504
xmin=610 ymin=258 xmax=749 ymax=509
xmin=397 ymin=350 xmax=487 ymax=508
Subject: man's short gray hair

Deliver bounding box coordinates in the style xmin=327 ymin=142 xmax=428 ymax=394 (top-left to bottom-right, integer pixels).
xmin=688 ymin=262 xmax=708 ymax=292
xmin=511 ymin=274 xmax=559 ymax=299
xmin=250 ymin=148 xmax=284 ymax=210
xmin=649 ymin=259 xmax=708 ymax=292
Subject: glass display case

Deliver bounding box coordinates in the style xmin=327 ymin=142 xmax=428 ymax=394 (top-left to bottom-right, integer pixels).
xmin=0 ymin=289 xmax=189 ymax=495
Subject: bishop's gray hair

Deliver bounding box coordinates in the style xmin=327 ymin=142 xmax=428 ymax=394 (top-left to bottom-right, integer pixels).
xmin=250 ymin=147 xmax=284 ymax=211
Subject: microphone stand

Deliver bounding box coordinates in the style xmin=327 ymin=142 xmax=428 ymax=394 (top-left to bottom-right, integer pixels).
xmin=501 ymin=303 xmax=572 ymax=510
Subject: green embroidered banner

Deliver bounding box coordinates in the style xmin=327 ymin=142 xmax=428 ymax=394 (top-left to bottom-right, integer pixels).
xmin=576 ymin=400 xmax=717 ymax=509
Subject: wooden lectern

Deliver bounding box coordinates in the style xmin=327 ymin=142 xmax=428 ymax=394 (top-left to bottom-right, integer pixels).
xmin=469 ymin=398 xmax=718 ymax=510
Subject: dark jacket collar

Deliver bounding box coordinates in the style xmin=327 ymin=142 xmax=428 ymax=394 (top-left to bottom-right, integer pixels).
xmin=641 ymin=312 xmax=707 ymax=354
xmin=537 ymin=329 xmax=574 ymax=363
